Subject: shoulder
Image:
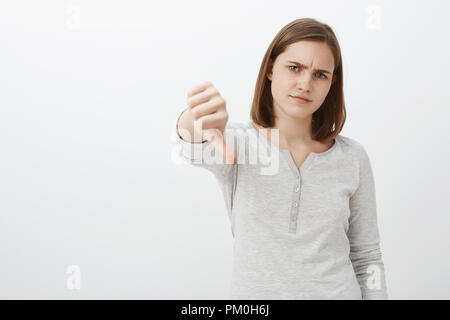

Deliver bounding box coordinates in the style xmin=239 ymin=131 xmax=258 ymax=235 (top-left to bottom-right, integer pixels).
xmin=336 ymin=134 xmax=371 ymax=162
xmin=336 ymin=134 xmax=374 ymax=178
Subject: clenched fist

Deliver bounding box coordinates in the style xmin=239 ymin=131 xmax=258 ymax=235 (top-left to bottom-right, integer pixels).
xmin=185 ymin=81 xmax=236 ymax=164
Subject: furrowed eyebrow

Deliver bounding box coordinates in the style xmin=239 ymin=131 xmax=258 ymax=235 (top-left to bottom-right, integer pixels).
xmin=286 ymin=61 xmax=332 ymax=75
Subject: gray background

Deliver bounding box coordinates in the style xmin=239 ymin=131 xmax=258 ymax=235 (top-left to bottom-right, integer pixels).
xmin=1 ymin=0 xmax=449 ymax=299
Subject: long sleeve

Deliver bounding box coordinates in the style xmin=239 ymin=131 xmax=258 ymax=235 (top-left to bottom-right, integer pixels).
xmin=347 ymin=144 xmax=388 ymax=300
xmin=172 ymin=109 xmax=239 ymax=234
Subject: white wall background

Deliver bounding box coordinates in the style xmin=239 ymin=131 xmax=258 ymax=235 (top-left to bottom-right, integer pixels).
xmin=1 ymin=0 xmax=449 ymax=299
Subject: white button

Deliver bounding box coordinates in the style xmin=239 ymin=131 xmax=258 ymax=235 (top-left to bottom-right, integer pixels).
xmin=295 ymin=186 xmax=299 ymax=192
xmin=294 ymin=202 xmax=298 ymax=207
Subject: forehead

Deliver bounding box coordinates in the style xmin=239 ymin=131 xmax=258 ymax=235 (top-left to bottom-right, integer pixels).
xmin=278 ymin=41 xmax=334 ymax=70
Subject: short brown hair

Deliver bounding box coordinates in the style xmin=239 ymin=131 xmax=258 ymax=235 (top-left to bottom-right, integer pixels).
xmin=250 ymin=18 xmax=345 ymax=142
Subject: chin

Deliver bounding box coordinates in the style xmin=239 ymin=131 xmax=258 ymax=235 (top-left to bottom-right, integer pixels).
xmin=274 ymin=100 xmax=313 ymax=119
xmin=285 ymin=105 xmax=313 ymax=119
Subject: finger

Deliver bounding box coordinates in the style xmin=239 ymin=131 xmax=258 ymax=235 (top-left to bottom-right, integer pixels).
xmin=186 ymin=81 xmax=211 ymax=99
xmin=189 ymin=99 xmax=219 ymax=119
xmin=187 ymin=89 xmax=212 ymax=110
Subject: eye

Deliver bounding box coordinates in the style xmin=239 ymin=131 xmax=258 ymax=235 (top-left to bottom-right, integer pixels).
xmin=316 ymin=72 xmax=327 ymax=79
xmin=289 ymin=66 xmax=327 ymax=79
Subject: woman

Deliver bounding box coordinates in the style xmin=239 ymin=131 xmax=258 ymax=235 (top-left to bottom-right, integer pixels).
xmin=174 ymin=18 xmax=388 ymax=300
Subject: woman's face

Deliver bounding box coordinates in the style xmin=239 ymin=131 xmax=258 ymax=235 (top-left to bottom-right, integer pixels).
xmin=267 ymin=40 xmax=336 ymax=121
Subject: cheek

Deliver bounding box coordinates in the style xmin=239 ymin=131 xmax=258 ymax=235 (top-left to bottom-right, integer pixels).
xmin=310 ymin=86 xmax=331 ymax=110
xmin=270 ymin=77 xmax=285 ymax=98
xmin=315 ymin=83 xmax=331 ymax=99
xmin=271 ymin=74 xmax=290 ymax=95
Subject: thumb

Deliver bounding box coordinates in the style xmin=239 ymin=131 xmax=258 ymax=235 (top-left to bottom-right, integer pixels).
xmin=203 ymin=129 xmax=237 ymax=165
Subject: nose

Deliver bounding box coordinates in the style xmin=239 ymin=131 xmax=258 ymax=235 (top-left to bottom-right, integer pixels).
xmin=296 ymin=72 xmax=312 ymax=92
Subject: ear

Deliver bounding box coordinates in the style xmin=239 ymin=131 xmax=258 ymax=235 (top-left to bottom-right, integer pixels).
xmin=266 ymin=59 xmax=273 ymax=81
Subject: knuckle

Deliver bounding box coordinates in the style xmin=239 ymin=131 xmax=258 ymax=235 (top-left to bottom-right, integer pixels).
xmin=217 ymin=108 xmax=226 ymax=118
xmin=211 ymin=87 xmax=219 ymax=96
xmin=206 ymin=87 xmax=218 ymax=97
xmin=218 ymin=97 xmax=226 ymax=108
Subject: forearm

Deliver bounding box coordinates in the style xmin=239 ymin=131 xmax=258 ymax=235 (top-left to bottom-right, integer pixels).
xmin=350 ymin=242 xmax=388 ymax=300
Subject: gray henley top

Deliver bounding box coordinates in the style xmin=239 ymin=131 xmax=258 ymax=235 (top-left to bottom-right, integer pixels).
xmin=174 ymin=118 xmax=388 ymax=300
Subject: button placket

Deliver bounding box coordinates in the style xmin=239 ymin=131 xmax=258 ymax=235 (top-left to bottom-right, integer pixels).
xmin=288 ymin=176 xmax=302 ymax=234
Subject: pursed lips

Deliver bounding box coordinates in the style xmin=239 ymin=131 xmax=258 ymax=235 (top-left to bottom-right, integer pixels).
xmin=290 ymin=95 xmax=311 ymax=102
